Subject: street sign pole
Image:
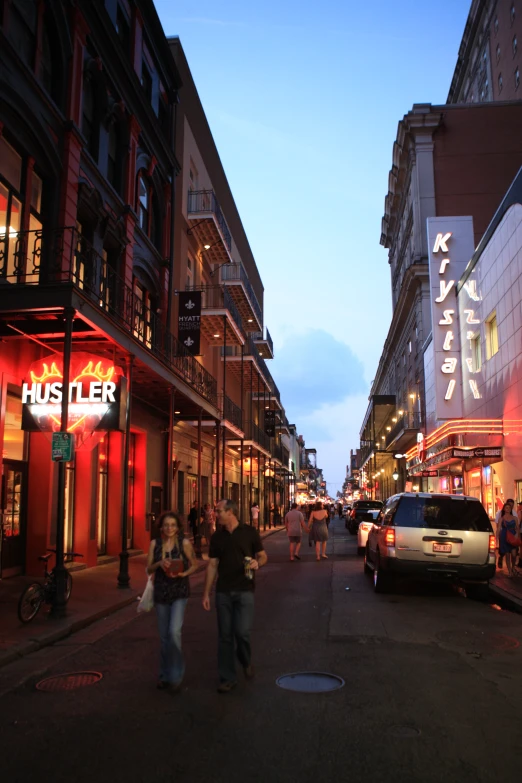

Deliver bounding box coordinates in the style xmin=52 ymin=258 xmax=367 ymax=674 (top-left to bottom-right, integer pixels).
xmin=51 ymin=307 xmax=74 ymax=617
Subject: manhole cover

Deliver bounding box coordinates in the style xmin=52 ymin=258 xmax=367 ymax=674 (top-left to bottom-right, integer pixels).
xmin=389 ymin=725 xmax=421 ymax=737
xmin=276 ymin=672 xmax=344 ymax=693
xmin=36 ymin=671 xmax=103 ymax=692
xmin=436 ymin=630 xmax=519 ymax=654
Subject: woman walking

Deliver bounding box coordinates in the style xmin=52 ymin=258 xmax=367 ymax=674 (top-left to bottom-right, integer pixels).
xmin=308 ymin=501 xmax=329 ymax=561
xmin=146 ymin=511 xmax=198 ymax=691
xmin=497 ymin=499 xmax=519 ymax=577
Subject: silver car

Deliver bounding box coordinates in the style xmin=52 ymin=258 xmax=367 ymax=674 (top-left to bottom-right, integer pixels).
xmin=364 ymin=492 xmax=496 ymax=600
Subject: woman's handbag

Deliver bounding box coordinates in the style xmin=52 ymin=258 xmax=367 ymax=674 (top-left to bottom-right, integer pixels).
xmin=506 ymin=530 xmax=522 ymax=547
xmin=137 ymin=571 xmax=154 ymax=613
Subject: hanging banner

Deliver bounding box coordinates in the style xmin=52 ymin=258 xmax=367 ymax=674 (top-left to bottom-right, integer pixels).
xmin=264 ymin=409 xmax=276 ymax=437
xmin=178 ymin=291 xmax=201 ymax=355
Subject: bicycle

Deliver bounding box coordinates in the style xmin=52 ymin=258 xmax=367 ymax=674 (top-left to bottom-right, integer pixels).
xmin=17 ymin=549 xmax=83 ymax=623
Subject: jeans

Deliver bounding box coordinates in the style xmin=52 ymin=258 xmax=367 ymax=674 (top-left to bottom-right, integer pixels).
xmin=215 ymin=591 xmax=255 ymax=683
xmin=155 ymin=599 xmax=188 ymax=684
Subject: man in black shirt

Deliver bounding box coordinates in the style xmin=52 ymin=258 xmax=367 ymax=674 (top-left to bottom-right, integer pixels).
xmin=203 ymin=498 xmax=268 ymax=693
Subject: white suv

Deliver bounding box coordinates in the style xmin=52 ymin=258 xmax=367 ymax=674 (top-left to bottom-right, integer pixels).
xmin=364 ymin=493 xmax=496 ymax=600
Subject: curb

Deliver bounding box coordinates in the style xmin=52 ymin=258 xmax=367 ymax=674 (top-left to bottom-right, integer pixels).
xmin=489 ymin=582 xmax=522 ymax=613
xmin=0 ymin=527 xmax=285 ymax=670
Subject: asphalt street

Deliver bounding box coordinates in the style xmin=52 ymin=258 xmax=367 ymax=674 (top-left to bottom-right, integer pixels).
xmin=2 ymin=516 xmax=522 ymax=783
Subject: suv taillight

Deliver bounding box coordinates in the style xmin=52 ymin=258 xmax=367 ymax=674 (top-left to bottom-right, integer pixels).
xmin=385 ymin=528 xmax=395 ymax=547
xmin=489 ymin=534 xmax=496 ymax=554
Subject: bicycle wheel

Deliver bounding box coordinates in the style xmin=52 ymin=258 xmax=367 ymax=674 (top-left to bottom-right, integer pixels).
xmin=18 ymin=583 xmax=45 ymax=623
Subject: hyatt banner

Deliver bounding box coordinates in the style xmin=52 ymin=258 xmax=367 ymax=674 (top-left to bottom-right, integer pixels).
xmin=178 ymin=291 xmax=201 ymax=355
xmin=265 ymin=409 xmax=276 ymax=437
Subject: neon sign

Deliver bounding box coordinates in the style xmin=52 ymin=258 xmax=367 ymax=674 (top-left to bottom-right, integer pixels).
xmin=22 ymin=353 xmax=127 ymax=434
xmin=427 ymin=217 xmax=476 ymax=420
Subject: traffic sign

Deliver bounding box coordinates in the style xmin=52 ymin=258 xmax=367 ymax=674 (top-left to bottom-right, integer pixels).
xmin=51 ymin=432 xmax=75 ymax=462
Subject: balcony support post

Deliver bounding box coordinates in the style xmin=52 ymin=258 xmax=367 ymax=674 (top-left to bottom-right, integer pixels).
xmin=166 ymin=388 xmax=175 ymax=509
xmin=240 ymin=440 xmax=244 ymax=522
xmin=249 ymin=444 xmax=253 ymax=516
xmin=257 ymin=446 xmax=261 ymax=531
xmin=194 ymin=409 xmax=202 ymax=558
xmin=222 ymin=315 xmax=227 ymax=497
xmin=215 ymin=419 xmax=220 ymax=505
xmin=118 ymin=354 xmax=134 ymax=589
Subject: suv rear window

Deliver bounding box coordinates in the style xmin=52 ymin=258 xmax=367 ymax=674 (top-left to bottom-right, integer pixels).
xmin=393 ymin=496 xmax=492 ymax=532
xmin=355 ymin=502 xmax=382 ymax=510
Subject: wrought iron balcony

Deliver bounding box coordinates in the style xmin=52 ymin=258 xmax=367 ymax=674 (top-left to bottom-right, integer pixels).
xmin=219 ymin=393 xmax=243 ymax=432
xmin=0 ymin=227 xmax=218 ymax=407
xmin=384 ymin=411 xmax=421 ymax=450
xmin=222 ymin=333 xmax=271 ymax=392
xmin=185 ymin=284 xmax=244 ymax=347
xmin=228 ymin=420 xmax=270 ymax=454
xmin=271 ymin=439 xmax=283 ymax=464
xmin=221 ymin=263 xmax=262 ymax=331
xmin=252 ymin=327 xmax=274 ymax=359
xmin=187 ymin=189 xmax=232 ymax=264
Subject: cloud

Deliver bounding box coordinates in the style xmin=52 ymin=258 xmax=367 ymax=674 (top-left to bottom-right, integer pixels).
xmin=271 ymin=330 xmax=367 ymax=419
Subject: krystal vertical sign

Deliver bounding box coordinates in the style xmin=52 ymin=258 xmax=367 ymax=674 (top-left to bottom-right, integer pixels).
xmin=427 ymin=216 xmax=475 ymax=420
xmin=178 ymin=291 xmax=201 ymax=355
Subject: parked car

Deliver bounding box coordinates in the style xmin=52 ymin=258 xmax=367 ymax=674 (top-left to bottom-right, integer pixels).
xmin=356 ymin=510 xmax=381 ymax=556
xmin=346 ymin=500 xmax=383 ymax=534
xmin=364 ymin=492 xmax=496 ymax=599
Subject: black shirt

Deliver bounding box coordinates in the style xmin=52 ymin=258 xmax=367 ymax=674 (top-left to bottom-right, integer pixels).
xmin=209 ymin=524 xmax=264 ymax=592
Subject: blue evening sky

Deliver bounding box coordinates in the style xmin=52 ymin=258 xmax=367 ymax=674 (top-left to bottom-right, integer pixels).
xmin=155 ymin=0 xmax=471 ymax=493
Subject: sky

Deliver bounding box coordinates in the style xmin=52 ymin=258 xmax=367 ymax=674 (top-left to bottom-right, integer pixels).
xmin=154 ymin=0 xmax=471 ymax=494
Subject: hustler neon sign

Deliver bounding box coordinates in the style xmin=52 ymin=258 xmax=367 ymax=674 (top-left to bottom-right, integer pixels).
xmin=21 ymin=353 xmax=126 ymax=433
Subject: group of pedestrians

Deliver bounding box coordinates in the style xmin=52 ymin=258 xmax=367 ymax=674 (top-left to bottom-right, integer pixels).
xmin=284 ymin=500 xmax=333 ymax=561
xmin=146 ymin=500 xmax=267 ymax=695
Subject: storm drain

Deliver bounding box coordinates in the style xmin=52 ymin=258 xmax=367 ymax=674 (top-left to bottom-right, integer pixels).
xmin=276 ymin=672 xmax=344 ymax=693
xmin=36 ymin=671 xmax=103 ymax=692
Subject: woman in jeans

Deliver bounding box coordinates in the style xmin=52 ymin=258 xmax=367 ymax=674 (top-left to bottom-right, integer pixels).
xmin=146 ymin=511 xmax=197 ymax=691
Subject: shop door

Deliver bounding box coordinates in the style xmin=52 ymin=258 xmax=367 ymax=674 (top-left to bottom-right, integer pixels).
xmin=1 ymin=461 xmax=27 ymax=576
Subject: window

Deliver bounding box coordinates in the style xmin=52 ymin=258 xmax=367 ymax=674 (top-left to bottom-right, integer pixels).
xmin=408 ymin=340 xmax=412 ymax=353
xmin=514 ymin=35 xmax=518 ymax=56
xmin=142 ymin=64 xmax=153 ymax=104
xmin=511 ymin=4 xmax=516 ymax=24
xmin=516 ymin=67 xmax=520 ymax=88
xmin=497 ymin=43 xmax=501 ymax=62
xmin=137 ymin=173 xmax=149 ymax=233
xmin=483 ymin=49 xmax=487 ymax=65
xmin=498 ymin=73 xmax=503 ymax=92
xmin=494 ymin=16 xmax=499 ymax=34
xmin=107 ymin=122 xmax=122 ymax=194
xmin=133 ymin=279 xmax=153 ymax=347
xmin=485 ymin=312 xmax=499 ymax=359
xmin=471 ymin=334 xmax=482 ymax=372
xmin=81 ymin=76 xmax=97 ymax=158
xmin=9 ymin=0 xmax=37 ymax=69
xmin=96 ymin=437 xmax=108 ymax=554
xmin=116 ymin=4 xmax=130 ymax=55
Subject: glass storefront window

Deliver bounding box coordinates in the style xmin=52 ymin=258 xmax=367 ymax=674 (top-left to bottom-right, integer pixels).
xmin=97 ymin=437 xmax=108 ymax=554
xmin=3 ymin=393 xmax=25 ymax=460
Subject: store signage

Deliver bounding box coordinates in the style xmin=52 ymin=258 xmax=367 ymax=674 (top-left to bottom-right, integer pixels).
xmin=22 ymin=353 xmax=126 ymax=433
xmin=453 ymin=447 xmax=502 ymax=459
xmin=409 ymin=446 xmax=502 ymax=474
xmin=178 ymin=291 xmax=201 ymax=355
xmin=427 ymin=217 xmax=475 ymax=420
xmin=51 ymin=432 xmax=75 ymax=462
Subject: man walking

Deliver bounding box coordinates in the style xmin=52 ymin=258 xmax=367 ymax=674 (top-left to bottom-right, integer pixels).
xmin=188 ymin=501 xmax=199 ymax=542
xmin=202 ymin=499 xmax=268 ymax=693
xmin=251 ymin=502 xmax=260 ymax=528
xmin=285 ymin=502 xmax=307 ymax=561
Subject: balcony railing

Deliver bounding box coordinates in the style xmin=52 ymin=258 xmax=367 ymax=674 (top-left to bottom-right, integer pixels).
xmin=252 ymin=327 xmax=274 ymax=357
xmin=0 ymin=227 xmax=218 ymax=407
xmin=271 ymin=440 xmax=283 ymax=463
xmin=187 ymin=189 xmax=232 ymax=252
xmin=221 ymin=263 xmax=263 ymax=327
xmin=359 ymin=441 xmax=377 ymax=467
xmin=384 ymin=411 xmax=421 ymax=449
xmin=219 ymin=393 xmax=243 ymax=431
xmin=243 ymin=420 xmax=271 ymax=453
xmin=186 ymin=284 xmax=244 ymax=333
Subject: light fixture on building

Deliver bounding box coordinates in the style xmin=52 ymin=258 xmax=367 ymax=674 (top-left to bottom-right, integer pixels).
xmin=204 ymin=244 xmax=211 ymax=250
xmin=174 ymin=410 xmax=181 ymax=414
xmin=394 ymin=453 xmax=405 ymax=459
xmin=409 ymin=393 xmax=415 ymax=400
xmin=392 ymin=417 xmax=397 ymax=423
xmin=381 ymin=436 xmax=385 ymax=440
xmin=214 ymin=333 xmax=220 ymax=337
xmin=392 ymin=470 xmax=399 ymax=481
xmin=386 ymin=426 xmax=391 ymax=431
xmin=248 ymin=318 xmax=253 ymax=322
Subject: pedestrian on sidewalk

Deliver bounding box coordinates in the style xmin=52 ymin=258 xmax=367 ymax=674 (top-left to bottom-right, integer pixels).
xmin=202 ymin=499 xmax=268 ymax=694
xmin=308 ymin=501 xmax=329 ymax=561
xmin=146 ymin=511 xmax=198 ymax=691
xmin=188 ymin=501 xmax=199 ymax=542
xmin=251 ymin=502 xmax=260 ymax=528
xmin=201 ymin=503 xmax=215 ymax=544
xmin=497 ymin=499 xmax=519 ymax=576
xmin=337 ymin=502 xmax=343 ymax=518
xmin=285 ymin=502 xmax=307 ymax=561
xmin=516 ymin=501 xmax=522 ymax=568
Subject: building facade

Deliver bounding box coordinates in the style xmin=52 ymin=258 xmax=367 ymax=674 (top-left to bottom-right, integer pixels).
xmin=448 ymin=0 xmax=521 ymax=105
xmin=0 ymin=0 xmax=302 ymax=579
xmin=358 ymin=101 xmax=522 ymax=500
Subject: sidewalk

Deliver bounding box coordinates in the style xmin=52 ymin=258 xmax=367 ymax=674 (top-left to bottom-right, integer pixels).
xmin=489 ymin=569 xmax=522 ymax=610
xmin=0 ymin=525 xmax=284 ymax=670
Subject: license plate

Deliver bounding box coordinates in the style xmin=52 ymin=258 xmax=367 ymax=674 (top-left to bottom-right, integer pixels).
xmin=433 ymin=543 xmax=452 ymax=553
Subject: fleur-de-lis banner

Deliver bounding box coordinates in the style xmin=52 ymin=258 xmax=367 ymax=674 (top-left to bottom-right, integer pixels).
xmin=178 ymin=291 xmax=201 ymax=355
